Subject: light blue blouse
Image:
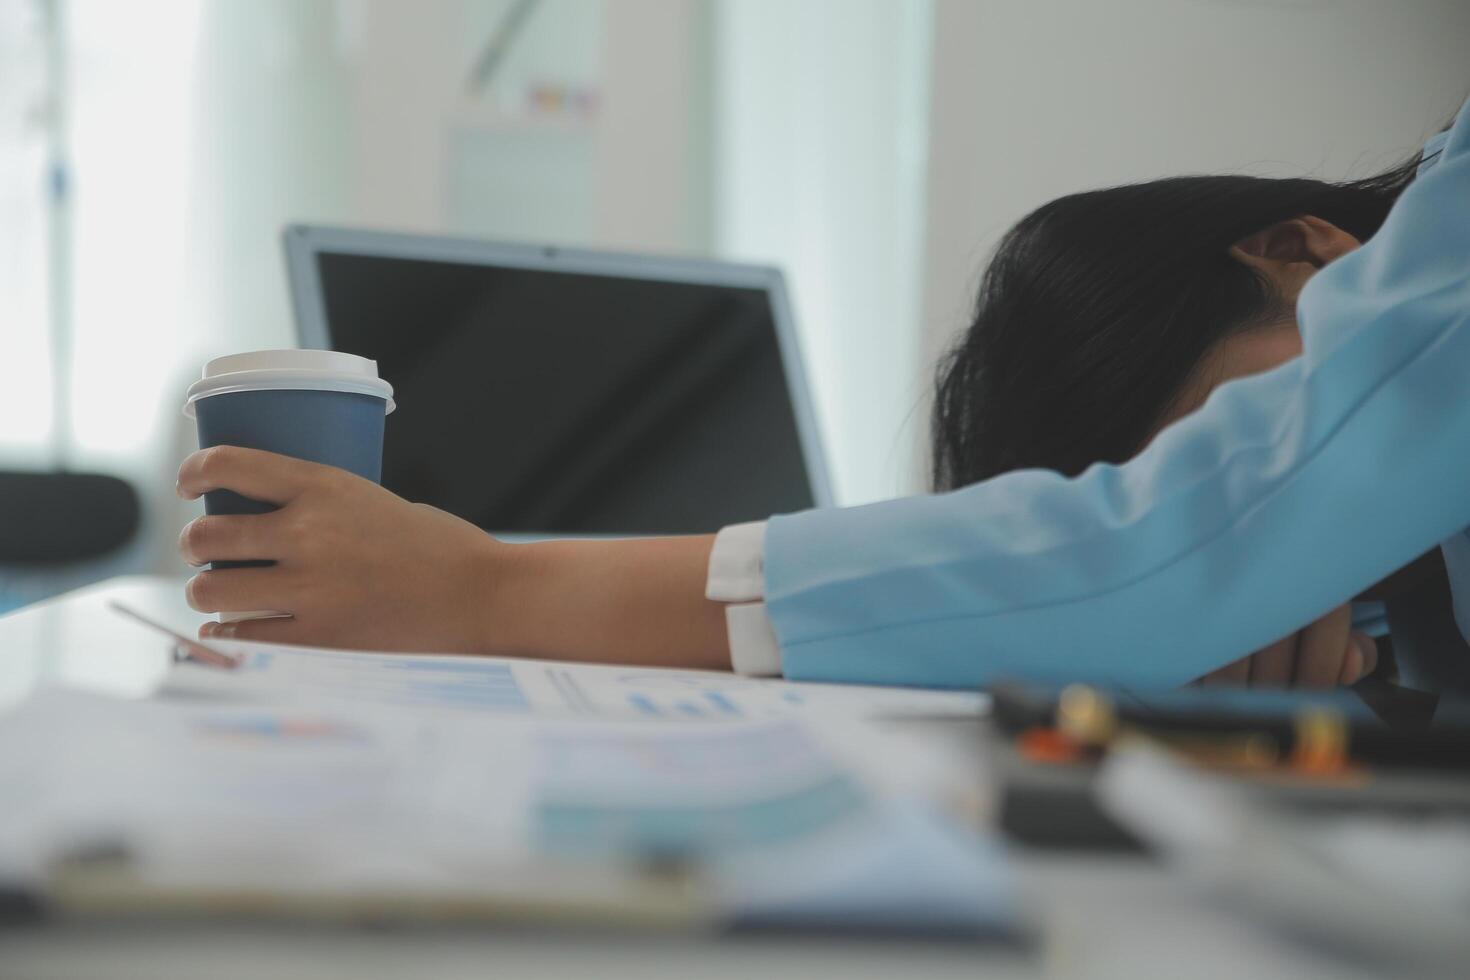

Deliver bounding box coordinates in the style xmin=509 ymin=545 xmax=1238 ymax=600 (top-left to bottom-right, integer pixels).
xmin=763 ymin=96 xmax=1470 ymax=689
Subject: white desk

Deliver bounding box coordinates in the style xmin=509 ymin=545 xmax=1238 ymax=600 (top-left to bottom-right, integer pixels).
xmin=0 ymin=577 xmax=1400 ymax=980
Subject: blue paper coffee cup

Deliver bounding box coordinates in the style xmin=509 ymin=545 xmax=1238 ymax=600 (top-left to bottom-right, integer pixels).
xmin=183 ymin=349 xmax=395 ymax=618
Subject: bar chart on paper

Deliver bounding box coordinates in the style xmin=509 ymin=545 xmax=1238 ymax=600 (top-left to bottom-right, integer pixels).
xmin=624 ymin=688 xmax=750 ymax=718
xmin=534 ymin=664 xmax=984 ymax=720
xmin=214 ymin=648 xmax=533 ymax=712
xmin=535 ymin=663 xmax=801 ymax=718
xmin=618 ymin=679 xmax=808 ymax=719
xmin=375 ymin=656 xmax=530 ymax=711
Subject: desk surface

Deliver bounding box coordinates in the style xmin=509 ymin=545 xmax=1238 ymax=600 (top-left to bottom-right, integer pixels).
xmin=0 ymin=577 xmax=1403 ymax=980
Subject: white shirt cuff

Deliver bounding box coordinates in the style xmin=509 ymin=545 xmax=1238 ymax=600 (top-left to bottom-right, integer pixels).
xmin=706 ymin=520 xmax=768 ymax=601
xmin=706 ymin=520 xmax=783 ymax=676
xmin=724 ymin=601 xmax=783 ymax=677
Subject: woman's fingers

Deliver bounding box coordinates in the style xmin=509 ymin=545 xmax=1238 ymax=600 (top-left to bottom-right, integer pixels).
xmin=1340 ymin=631 xmax=1379 ymax=685
xmin=177 ymin=446 xmax=338 ymax=505
xmin=178 ymin=512 xmax=293 ymax=566
xmin=201 ymin=616 xmax=311 ymax=646
xmin=1198 ymin=654 xmax=1252 ymax=686
xmin=1245 ymin=634 xmax=1296 ymax=687
xmin=185 ymin=567 xmax=302 ymax=614
xmin=1291 ymin=604 xmax=1353 ymax=689
xmin=1194 ymin=604 xmax=1376 ymax=689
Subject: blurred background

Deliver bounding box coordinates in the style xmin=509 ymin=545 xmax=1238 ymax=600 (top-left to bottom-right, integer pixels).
xmin=2 ymin=0 xmax=1468 ymax=612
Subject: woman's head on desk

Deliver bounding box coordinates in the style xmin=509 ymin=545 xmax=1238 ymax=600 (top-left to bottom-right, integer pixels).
xmin=930 ymin=160 xmax=1424 ymax=492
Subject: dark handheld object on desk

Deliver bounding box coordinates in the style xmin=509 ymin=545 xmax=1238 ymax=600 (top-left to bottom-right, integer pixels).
xmin=993 ymin=682 xmax=1470 ymax=772
xmin=987 ymin=681 xmax=1470 ymax=851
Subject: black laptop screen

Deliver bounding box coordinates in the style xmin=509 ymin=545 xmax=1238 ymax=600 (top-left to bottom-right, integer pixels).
xmin=314 ymin=252 xmax=816 ymax=535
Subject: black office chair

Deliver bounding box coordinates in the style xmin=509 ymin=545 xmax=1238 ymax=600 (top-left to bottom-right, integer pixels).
xmin=0 ymin=470 xmax=140 ymax=563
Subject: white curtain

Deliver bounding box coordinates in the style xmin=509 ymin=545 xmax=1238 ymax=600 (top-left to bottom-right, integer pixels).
xmin=8 ymin=1 xmax=361 ymax=586
xmin=0 ymin=2 xmax=53 ymax=464
xmin=713 ymin=0 xmax=934 ymax=504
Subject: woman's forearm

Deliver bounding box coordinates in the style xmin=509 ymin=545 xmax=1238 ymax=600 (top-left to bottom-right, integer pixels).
xmin=486 ymin=534 xmax=732 ymax=670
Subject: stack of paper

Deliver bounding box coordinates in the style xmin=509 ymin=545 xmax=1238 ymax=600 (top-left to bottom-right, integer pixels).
xmin=0 ymin=638 xmax=1011 ymax=936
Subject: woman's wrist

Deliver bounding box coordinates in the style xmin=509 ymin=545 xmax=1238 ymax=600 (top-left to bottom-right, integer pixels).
xmin=472 ymin=536 xmax=552 ymax=657
xmin=473 ymin=534 xmax=731 ymax=669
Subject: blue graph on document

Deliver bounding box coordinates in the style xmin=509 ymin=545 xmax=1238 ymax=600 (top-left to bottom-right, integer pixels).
xmin=377 ymin=658 xmax=530 ymax=711
xmin=626 ymin=689 xmax=745 ymax=718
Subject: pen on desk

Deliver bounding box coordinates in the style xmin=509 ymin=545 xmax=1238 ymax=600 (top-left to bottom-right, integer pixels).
xmin=107 ymin=601 xmax=241 ymax=670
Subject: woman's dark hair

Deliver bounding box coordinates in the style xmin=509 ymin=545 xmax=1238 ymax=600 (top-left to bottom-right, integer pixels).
xmin=931 ymin=156 xmax=1428 ymax=491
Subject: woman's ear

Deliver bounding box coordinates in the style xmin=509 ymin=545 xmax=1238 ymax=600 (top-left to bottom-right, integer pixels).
xmin=1229 ymin=216 xmax=1361 ymax=270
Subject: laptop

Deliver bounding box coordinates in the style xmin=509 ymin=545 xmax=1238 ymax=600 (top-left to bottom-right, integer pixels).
xmin=283 ymin=226 xmax=832 ymax=536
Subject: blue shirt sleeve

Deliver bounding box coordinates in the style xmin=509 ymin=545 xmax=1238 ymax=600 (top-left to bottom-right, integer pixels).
xmin=762 ymin=96 xmax=1470 ymax=689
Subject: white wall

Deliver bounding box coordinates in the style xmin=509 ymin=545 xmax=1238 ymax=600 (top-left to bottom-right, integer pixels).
xmin=596 ymin=0 xmax=710 ymax=253
xmin=920 ymin=0 xmax=1470 ymax=473
xmin=360 ymin=0 xmax=709 ymax=252
xmin=190 ymin=0 xmax=709 ymax=366
xmin=713 ymin=0 xmax=933 ymax=504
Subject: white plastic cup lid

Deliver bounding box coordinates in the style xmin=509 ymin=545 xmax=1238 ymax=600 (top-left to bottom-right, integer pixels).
xmin=183 ymin=349 xmax=395 ymax=418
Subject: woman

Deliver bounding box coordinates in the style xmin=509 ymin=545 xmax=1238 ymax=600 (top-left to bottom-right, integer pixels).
xmin=176 ymin=95 xmax=1469 ymax=691
xmin=929 ymin=163 xmax=1428 ymax=689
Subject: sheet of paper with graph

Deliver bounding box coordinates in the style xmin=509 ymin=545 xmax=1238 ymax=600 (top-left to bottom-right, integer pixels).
xmin=0 ymin=640 xmax=1007 ymax=936
xmin=0 ymin=684 xmax=1011 ymax=935
xmin=161 ymin=640 xmax=987 ymax=721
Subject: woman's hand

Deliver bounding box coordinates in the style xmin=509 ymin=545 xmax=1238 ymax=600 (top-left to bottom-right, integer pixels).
xmin=177 ymin=446 xmax=504 ymax=652
xmin=1195 ymin=604 xmax=1377 ymax=689
xmin=177 ymin=447 xmax=732 ymax=668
